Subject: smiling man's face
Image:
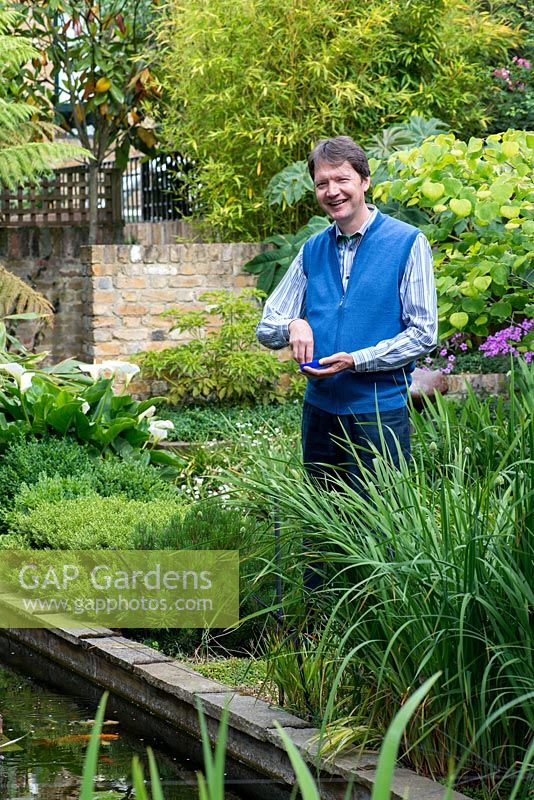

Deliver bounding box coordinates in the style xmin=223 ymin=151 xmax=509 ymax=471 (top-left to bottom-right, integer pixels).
xmin=313 ymin=159 xmax=371 ymax=234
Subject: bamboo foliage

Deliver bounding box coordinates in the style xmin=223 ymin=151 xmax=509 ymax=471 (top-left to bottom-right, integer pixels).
xmin=155 ymin=0 xmax=520 ymax=240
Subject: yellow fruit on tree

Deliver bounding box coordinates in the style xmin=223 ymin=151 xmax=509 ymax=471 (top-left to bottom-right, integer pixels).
xmin=95 ymin=76 xmax=111 ymax=93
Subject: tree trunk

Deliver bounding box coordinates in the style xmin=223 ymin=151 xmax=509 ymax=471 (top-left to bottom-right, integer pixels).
xmin=88 ymin=161 xmax=100 ymax=245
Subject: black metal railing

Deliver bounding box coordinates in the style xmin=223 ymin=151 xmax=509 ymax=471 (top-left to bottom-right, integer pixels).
xmin=105 ymin=153 xmax=196 ymax=223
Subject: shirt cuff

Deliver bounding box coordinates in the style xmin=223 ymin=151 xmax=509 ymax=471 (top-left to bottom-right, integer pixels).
xmin=351 ymin=347 xmax=378 ymax=371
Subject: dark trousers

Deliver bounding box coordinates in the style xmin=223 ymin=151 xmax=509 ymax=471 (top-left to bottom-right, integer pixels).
xmin=301 ymin=401 xmax=410 ymax=590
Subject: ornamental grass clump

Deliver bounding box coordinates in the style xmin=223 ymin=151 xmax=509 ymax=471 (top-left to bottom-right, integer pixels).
xmin=229 ymin=363 xmax=534 ymax=798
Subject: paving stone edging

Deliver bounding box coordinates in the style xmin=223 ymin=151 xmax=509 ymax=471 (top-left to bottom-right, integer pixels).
xmin=0 ymin=621 xmax=469 ymax=800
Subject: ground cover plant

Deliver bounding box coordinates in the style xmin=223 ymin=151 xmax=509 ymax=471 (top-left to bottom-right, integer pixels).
xmin=225 ymin=363 xmax=534 ymax=799
xmin=158 ymin=400 xmax=301 ymax=443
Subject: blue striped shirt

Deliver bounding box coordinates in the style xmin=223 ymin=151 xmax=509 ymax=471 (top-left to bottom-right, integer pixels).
xmin=256 ymin=206 xmax=437 ymax=371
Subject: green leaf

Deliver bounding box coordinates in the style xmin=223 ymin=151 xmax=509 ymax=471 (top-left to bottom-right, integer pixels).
xmin=442 ymin=177 xmax=462 ymax=196
xmin=489 ymin=181 xmax=514 ymax=204
xmin=475 ymin=200 xmax=500 ymax=223
xmin=370 ymin=675 xmax=442 ymax=800
xmin=147 ymin=749 xmax=165 ymax=800
xmin=99 ymin=417 xmax=136 ymax=446
xmin=473 ymin=276 xmax=491 ymax=291
xmin=461 ymin=297 xmax=485 ymax=313
xmin=450 ymin=311 xmax=469 ymax=329
xmin=489 ymin=301 xmax=512 ymax=318
xmin=256 ymin=263 xmax=276 ymax=294
xmin=80 ymin=693 xmax=109 ymax=800
xmin=46 ymin=402 xmax=80 ymax=434
xmin=491 ymin=265 xmax=509 ymax=285
xmin=273 ymin=723 xmax=320 ymax=800
xmin=449 ymin=198 xmax=472 ymax=218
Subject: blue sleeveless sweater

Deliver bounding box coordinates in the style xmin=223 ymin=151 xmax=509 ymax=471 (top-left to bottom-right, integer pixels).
xmin=302 ymin=210 xmax=418 ymax=414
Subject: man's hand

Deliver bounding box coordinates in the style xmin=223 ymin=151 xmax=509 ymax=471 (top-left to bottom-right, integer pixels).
xmin=302 ymin=351 xmax=354 ymax=378
xmin=288 ymin=319 xmax=314 ymax=364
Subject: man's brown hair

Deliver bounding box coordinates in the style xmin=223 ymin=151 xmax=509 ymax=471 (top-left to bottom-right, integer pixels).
xmin=308 ymin=136 xmax=370 ymax=181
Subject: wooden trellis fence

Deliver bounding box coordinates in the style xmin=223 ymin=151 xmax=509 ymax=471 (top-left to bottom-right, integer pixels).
xmin=0 ymin=165 xmax=122 ymax=227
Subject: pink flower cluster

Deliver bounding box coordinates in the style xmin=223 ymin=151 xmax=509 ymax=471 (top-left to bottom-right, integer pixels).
xmin=493 ymin=55 xmax=531 ymax=91
xmin=479 ymin=319 xmax=534 ymax=363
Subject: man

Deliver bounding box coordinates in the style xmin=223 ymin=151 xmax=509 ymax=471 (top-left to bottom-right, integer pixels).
xmin=256 ymin=136 xmax=437 ymax=490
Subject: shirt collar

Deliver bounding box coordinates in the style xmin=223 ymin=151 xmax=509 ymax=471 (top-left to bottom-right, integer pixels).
xmin=335 ymin=205 xmax=377 ymax=240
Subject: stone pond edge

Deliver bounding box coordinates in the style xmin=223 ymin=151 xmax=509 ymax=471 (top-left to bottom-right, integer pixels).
xmin=0 ymin=619 xmax=469 ymax=800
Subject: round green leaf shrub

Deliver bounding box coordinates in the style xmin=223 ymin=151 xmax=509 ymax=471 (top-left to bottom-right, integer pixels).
xmin=0 ymin=436 xmax=95 ymax=508
xmin=373 ymin=129 xmax=534 ymax=338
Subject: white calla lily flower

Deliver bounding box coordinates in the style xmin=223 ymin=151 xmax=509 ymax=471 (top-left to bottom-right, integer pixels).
xmin=20 ymin=372 xmax=35 ymax=392
xmin=0 ymin=362 xmax=26 ymax=384
xmin=148 ymin=418 xmax=174 ymax=442
xmin=81 ymin=401 xmax=90 ymax=414
xmin=150 ymin=419 xmax=174 ymax=430
xmin=138 ymin=404 xmax=157 ymax=421
xmin=77 ymin=362 xmax=102 ymax=381
xmin=78 ymin=360 xmax=140 ymax=385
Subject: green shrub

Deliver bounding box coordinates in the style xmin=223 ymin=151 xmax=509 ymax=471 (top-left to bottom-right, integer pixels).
xmin=8 ymin=496 xmax=184 ymax=549
xmin=91 ymin=457 xmax=180 ymax=501
xmin=8 ymin=475 xmax=97 ymax=517
xmin=155 ymin=0 xmax=518 ymax=240
xmin=0 ymin=438 xmax=181 ymax=528
xmin=373 ymin=129 xmax=534 ymax=339
xmin=0 ymin=533 xmax=31 ymax=550
xmin=132 ymin=500 xmax=275 ymax=656
xmin=136 ymin=289 xmax=303 ymax=406
xmin=0 ymin=436 xmax=95 ymax=507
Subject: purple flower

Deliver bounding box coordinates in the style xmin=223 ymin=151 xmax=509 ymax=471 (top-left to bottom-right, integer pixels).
xmin=460 ymin=342 xmax=468 ymax=351
xmin=439 ymin=348 xmax=448 ymax=358
xmin=425 ymin=357 xmax=433 ymax=365
xmin=479 ymin=320 xmax=534 ymax=359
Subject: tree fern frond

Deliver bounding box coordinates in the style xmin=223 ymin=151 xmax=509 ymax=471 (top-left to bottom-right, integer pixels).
xmin=0 ymin=141 xmax=88 ymax=188
xmin=0 ymin=115 xmax=64 ymax=148
xmin=0 ymin=264 xmax=54 ymax=320
xmin=0 ymin=99 xmax=34 ymax=129
xmin=0 ymin=35 xmax=38 ymax=67
xmin=0 ymin=8 xmax=24 ymax=34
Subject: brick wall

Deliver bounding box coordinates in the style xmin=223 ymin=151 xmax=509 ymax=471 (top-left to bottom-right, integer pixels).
xmin=81 ymin=242 xmax=261 ymax=361
xmin=0 ymin=226 xmax=92 ymax=362
xmin=0 ymin=227 xmax=263 ymax=364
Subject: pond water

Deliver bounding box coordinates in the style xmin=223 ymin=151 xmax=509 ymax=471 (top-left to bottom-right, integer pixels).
xmin=0 ymin=663 xmax=206 ymax=800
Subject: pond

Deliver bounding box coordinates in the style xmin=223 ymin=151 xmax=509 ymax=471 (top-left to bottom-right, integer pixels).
xmin=0 ymin=662 xmax=229 ymax=800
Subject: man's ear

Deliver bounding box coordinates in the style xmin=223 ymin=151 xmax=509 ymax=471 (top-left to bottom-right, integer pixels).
xmin=363 ymin=175 xmax=371 ymax=192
